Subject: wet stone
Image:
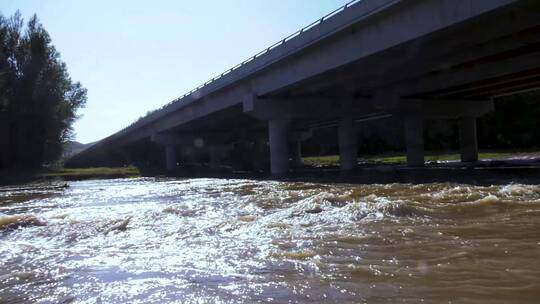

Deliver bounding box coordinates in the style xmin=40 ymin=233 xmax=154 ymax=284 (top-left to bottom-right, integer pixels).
xmin=305 ymin=206 xmax=324 ymax=214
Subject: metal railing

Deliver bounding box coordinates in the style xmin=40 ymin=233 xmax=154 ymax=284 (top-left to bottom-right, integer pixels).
xmin=110 ymin=0 xmax=364 ymax=141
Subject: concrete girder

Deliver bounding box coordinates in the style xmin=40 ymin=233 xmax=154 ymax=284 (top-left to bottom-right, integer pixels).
xmin=284 ymin=18 xmax=540 ymax=105
xmin=398 ymin=99 xmax=494 ymax=119
xmin=394 ymin=53 xmax=540 ymax=99
xmin=242 ymin=95 xmax=377 ymax=121
xmin=428 ymin=70 xmax=540 ymax=100
xmin=151 ymin=132 xmax=233 ymax=147
xmin=151 ymin=84 xmax=248 ymax=134
xmin=253 ymin=0 xmax=520 ymax=96
xmin=289 ymin=130 xmax=313 ymax=142
xmin=372 ymin=16 xmax=540 ymax=99
xmin=243 ymin=96 xmax=338 ymax=120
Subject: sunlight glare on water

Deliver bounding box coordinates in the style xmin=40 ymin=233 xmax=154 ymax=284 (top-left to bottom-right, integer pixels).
xmin=1 ymin=178 xmax=540 ymax=303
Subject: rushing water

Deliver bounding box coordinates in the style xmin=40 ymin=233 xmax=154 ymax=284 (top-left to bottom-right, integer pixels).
xmin=1 ymin=178 xmax=540 ymax=303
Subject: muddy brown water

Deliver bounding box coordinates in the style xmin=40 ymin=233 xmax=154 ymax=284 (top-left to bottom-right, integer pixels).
xmin=1 ymin=178 xmax=539 ymax=303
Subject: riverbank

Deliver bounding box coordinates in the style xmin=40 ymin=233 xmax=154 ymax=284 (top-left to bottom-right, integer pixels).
xmin=303 ymin=150 xmax=538 ymax=167
xmin=0 ymin=166 xmax=140 ymax=186
xmin=2 ymin=150 xmax=539 ymax=186
xmin=171 ymin=150 xmax=540 ymax=186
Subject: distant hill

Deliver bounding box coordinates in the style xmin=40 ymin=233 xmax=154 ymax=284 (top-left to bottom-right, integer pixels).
xmin=63 ymin=141 xmax=94 ymax=159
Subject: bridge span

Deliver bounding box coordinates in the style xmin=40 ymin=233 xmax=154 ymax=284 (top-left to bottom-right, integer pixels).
xmin=67 ymin=0 xmax=540 ymax=176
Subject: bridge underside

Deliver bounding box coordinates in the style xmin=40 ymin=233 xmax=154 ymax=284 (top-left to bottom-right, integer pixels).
xmin=67 ymin=0 xmax=540 ymax=177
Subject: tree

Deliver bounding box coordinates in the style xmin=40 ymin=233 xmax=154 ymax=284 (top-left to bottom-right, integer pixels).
xmin=0 ymin=12 xmax=87 ymax=169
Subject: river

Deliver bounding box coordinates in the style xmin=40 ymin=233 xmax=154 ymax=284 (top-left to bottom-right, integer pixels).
xmin=1 ymin=178 xmax=539 ymax=303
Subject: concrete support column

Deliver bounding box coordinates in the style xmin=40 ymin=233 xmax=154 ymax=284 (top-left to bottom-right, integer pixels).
xmin=165 ymin=145 xmax=177 ymax=171
xmin=459 ymin=116 xmax=478 ymax=162
xmin=209 ymin=145 xmax=223 ymax=170
xmin=290 ymin=141 xmax=302 ymax=167
xmin=404 ymin=116 xmax=424 ymax=167
xmin=338 ymin=118 xmax=357 ymax=171
xmin=268 ymin=119 xmax=289 ymax=175
xmin=252 ymin=139 xmax=267 ymax=172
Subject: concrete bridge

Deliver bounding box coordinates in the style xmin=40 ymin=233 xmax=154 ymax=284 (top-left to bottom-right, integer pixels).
xmin=67 ymin=0 xmax=540 ymax=176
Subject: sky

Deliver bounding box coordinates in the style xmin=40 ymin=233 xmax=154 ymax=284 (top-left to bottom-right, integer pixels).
xmin=1 ymin=0 xmax=350 ymax=144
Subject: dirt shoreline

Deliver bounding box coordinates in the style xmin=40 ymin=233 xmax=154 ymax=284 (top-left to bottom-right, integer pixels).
xmin=0 ymin=167 xmax=140 ymax=186
xmin=2 ymin=156 xmax=540 ymax=187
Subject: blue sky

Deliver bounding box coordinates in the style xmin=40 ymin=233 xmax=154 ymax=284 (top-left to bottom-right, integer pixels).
xmin=1 ymin=0 xmax=350 ymax=143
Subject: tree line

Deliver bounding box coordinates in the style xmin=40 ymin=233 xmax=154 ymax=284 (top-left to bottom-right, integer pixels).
xmin=0 ymin=12 xmax=86 ymax=169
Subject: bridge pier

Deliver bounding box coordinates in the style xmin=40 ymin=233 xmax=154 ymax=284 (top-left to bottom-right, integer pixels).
xmin=290 ymin=141 xmax=302 ymax=167
xmin=268 ymin=119 xmax=290 ymax=176
xmin=399 ymin=99 xmax=494 ymax=167
xmin=252 ymin=138 xmax=268 ymax=172
xmin=165 ymin=145 xmax=177 ymax=171
xmin=244 ymin=95 xmax=370 ymax=175
xmin=404 ymin=115 xmax=425 ymax=167
xmin=338 ymin=118 xmax=358 ymax=171
xmin=459 ymin=116 xmax=478 ymax=162
xmin=209 ymin=144 xmax=226 ymax=170
xmin=289 ymin=130 xmax=311 ymax=168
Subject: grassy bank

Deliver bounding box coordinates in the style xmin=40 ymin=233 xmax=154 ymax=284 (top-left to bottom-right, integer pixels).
xmin=42 ymin=167 xmax=140 ymax=180
xmin=303 ymin=151 xmax=522 ymax=167
xmin=0 ymin=166 xmax=140 ymax=185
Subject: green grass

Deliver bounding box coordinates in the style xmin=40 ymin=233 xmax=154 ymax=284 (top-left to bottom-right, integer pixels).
xmin=303 ymin=151 xmax=518 ymax=167
xmin=0 ymin=166 xmax=140 ymax=185
xmin=42 ymin=166 xmax=140 ymax=179
xmin=303 ymin=155 xmax=341 ymax=166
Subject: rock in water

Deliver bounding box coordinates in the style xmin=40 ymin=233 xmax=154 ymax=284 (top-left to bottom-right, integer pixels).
xmin=0 ymin=215 xmax=46 ymax=230
xmin=238 ymin=215 xmax=257 ymax=222
xmin=305 ymin=206 xmax=323 ymax=214
xmin=104 ymin=217 xmax=132 ymax=235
